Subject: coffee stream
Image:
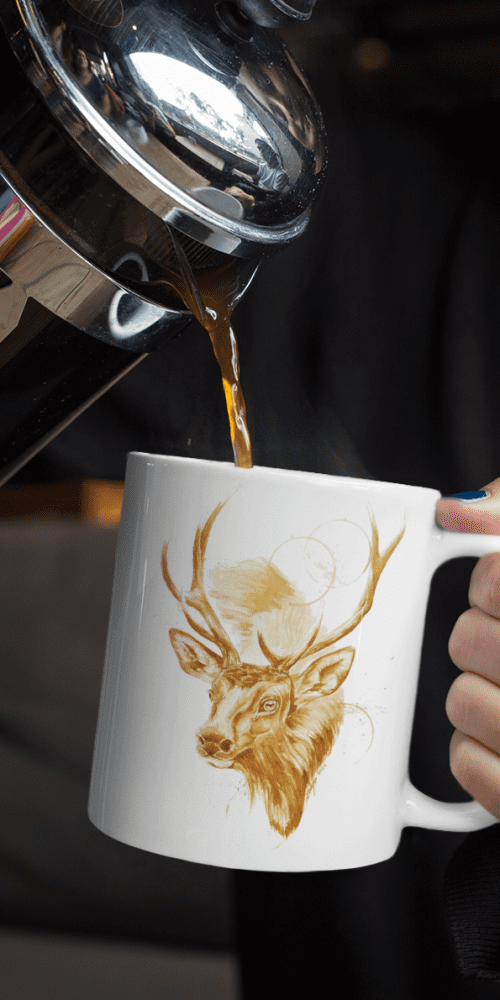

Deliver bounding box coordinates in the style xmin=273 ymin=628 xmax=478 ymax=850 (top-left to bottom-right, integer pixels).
xmin=196 ymin=270 xmax=253 ymax=470
xmin=163 ymin=229 xmax=253 ymax=469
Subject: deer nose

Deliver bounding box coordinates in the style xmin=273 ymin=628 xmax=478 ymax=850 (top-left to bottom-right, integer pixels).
xmin=198 ymin=734 xmax=234 ymax=755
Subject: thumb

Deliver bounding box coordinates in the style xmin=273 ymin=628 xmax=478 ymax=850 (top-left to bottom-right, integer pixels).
xmin=436 ymin=478 xmax=500 ymax=534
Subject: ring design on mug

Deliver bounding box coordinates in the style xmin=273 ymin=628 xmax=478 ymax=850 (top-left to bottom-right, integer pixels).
xmin=161 ymin=501 xmax=405 ymax=839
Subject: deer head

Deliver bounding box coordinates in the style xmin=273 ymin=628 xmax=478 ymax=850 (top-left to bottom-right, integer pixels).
xmin=161 ymin=501 xmax=405 ymax=778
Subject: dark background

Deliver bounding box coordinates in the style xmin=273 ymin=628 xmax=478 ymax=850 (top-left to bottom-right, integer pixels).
xmin=3 ymin=1 xmax=500 ymax=997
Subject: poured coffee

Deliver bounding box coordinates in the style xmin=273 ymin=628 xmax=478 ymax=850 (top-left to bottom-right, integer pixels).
xmin=196 ymin=269 xmax=253 ymax=470
xmin=160 ymin=229 xmax=253 ymax=469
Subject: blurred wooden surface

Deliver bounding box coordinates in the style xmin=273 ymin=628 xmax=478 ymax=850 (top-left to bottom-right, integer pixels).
xmin=0 ymin=480 xmax=124 ymax=525
xmin=0 ymin=927 xmax=240 ymax=1000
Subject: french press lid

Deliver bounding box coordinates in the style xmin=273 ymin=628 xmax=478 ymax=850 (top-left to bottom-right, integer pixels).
xmin=1 ymin=0 xmax=327 ymax=259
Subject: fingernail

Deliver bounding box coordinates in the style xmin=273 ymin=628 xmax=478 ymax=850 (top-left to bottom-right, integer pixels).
xmin=441 ymin=490 xmax=490 ymax=502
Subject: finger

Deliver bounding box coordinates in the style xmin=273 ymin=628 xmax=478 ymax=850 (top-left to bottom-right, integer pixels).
xmin=449 ymin=729 xmax=500 ymax=821
xmin=446 ymin=671 xmax=500 ymax=756
xmin=448 ymin=606 xmax=500 ymax=685
xmin=468 ymin=550 xmax=500 ymax=618
xmin=436 ymin=476 xmax=500 ymax=534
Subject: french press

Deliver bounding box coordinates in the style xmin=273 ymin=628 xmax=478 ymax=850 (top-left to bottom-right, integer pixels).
xmin=0 ymin=0 xmax=326 ymax=486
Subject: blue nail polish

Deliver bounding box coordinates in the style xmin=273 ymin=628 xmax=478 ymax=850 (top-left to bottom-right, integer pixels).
xmin=441 ymin=490 xmax=490 ymax=502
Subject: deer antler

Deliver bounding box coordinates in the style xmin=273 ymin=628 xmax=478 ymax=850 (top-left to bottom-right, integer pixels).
xmin=161 ymin=500 xmax=241 ymax=667
xmin=257 ymin=616 xmax=324 ymax=671
xmin=257 ymin=510 xmax=405 ymax=673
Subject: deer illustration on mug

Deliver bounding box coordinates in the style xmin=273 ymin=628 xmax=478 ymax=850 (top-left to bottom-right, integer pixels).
xmin=161 ymin=501 xmax=405 ymax=838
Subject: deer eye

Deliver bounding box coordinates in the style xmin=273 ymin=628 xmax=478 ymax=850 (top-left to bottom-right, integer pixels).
xmin=208 ymin=691 xmax=213 ymax=700
xmin=259 ymin=699 xmax=277 ymax=714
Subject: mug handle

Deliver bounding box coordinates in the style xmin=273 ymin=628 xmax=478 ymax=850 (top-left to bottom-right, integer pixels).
xmin=399 ymin=522 xmax=500 ymax=833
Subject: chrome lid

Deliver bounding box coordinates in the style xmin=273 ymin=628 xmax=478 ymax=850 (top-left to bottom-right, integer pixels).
xmin=3 ymin=0 xmax=327 ymax=258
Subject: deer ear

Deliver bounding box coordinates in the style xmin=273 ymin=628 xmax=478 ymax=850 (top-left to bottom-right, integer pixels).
xmin=169 ymin=629 xmax=223 ymax=681
xmin=295 ymin=646 xmax=355 ymax=698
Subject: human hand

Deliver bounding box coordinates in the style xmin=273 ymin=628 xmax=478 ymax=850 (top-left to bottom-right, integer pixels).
xmin=436 ymin=478 xmax=500 ymax=820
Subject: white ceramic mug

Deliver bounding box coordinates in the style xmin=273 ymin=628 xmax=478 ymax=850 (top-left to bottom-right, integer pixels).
xmin=88 ymin=454 xmax=500 ymax=872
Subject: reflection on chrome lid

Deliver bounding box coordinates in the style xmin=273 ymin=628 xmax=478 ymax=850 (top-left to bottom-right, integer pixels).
xmin=2 ymin=0 xmax=327 ymax=257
